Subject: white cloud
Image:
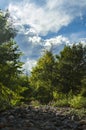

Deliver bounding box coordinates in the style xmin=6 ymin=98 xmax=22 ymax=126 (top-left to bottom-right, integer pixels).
xmin=45 ymin=35 xmax=70 ymax=46
xmin=8 ymin=0 xmax=86 ymax=36
xmin=80 ymin=41 xmax=86 ymax=46
xmin=25 ymin=28 xmax=37 ymax=36
xmin=26 ymin=35 xmax=70 ymax=58
xmin=23 ymin=58 xmax=37 ymax=72
xmin=28 ymin=36 xmax=41 ymax=44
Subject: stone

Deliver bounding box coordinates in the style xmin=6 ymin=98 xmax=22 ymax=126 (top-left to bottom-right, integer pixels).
xmin=8 ymin=115 xmax=15 ymax=120
xmin=0 ymin=106 xmax=85 ymax=130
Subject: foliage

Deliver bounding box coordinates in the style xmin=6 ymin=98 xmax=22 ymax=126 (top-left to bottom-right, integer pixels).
xmin=29 ymin=43 xmax=86 ymax=106
xmin=30 ymin=100 xmax=41 ymax=107
xmin=0 ymin=40 xmax=23 ymax=89
xmin=52 ymin=99 xmax=69 ymax=107
xmin=49 ymin=94 xmax=86 ymax=108
xmin=56 ymin=43 xmax=86 ymax=95
xmin=0 ymin=83 xmax=22 ymax=111
xmin=0 ymin=10 xmax=16 ymax=43
xmin=81 ymin=77 xmax=86 ymax=97
xmin=0 ymin=10 xmax=30 ymax=110
xmin=18 ymin=75 xmax=34 ymax=102
xmin=0 ymin=10 xmax=86 ymax=109
xmin=69 ymin=108 xmax=86 ymax=119
xmin=69 ymin=95 xmax=86 ymax=108
xmin=29 ymin=50 xmax=57 ymax=103
xmin=0 ymin=10 xmax=23 ymax=88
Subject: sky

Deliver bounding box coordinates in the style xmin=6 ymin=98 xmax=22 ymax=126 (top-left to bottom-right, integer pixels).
xmin=0 ymin=0 xmax=86 ymax=73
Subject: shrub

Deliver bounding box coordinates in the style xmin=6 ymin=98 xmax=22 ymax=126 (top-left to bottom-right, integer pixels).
xmin=52 ymin=98 xmax=69 ymax=107
xmin=69 ymin=95 xmax=86 ymax=108
xmin=30 ymin=100 xmax=41 ymax=107
xmin=0 ymin=83 xmax=25 ymax=111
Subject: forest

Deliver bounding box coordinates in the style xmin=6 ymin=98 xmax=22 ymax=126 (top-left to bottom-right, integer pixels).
xmin=0 ymin=10 xmax=86 ymax=111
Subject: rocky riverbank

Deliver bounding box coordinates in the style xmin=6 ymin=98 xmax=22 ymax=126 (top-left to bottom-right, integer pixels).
xmin=0 ymin=106 xmax=86 ymax=130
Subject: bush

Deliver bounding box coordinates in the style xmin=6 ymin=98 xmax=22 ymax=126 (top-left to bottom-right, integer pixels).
xmin=51 ymin=98 xmax=69 ymax=107
xmin=0 ymin=83 xmax=24 ymax=111
xmin=81 ymin=88 xmax=86 ymax=97
xmin=49 ymin=93 xmax=86 ymax=108
xmin=34 ymin=85 xmax=53 ymax=104
xmin=30 ymin=100 xmax=41 ymax=107
xmin=69 ymin=95 xmax=86 ymax=108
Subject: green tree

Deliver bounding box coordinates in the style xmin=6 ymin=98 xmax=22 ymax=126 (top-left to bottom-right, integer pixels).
xmin=0 ymin=40 xmax=23 ymax=89
xmin=0 ymin=10 xmax=16 ymax=43
xmin=0 ymin=11 xmax=23 ymax=89
xmin=56 ymin=43 xmax=86 ymax=95
xmin=0 ymin=10 xmax=26 ymax=109
xmin=18 ymin=74 xmax=34 ymax=102
xmin=29 ymin=51 xmax=57 ymax=103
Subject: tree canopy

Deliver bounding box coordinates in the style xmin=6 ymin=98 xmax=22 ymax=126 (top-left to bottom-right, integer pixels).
xmin=29 ymin=43 xmax=86 ymax=103
xmin=56 ymin=44 xmax=86 ymax=95
xmin=0 ymin=10 xmax=28 ymax=110
xmin=29 ymin=50 xmax=57 ymax=103
xmin=0 ymin=10 xmax=16 ymax=43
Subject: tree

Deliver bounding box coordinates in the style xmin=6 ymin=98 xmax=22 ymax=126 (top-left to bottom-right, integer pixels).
xmin=17 ymin=74 xmax=34 ymax=102
xmin=29 ymin=50 xmax=57 ymax=103
xmin=0 ymin=10 xmax=25 ymax=109
xmin=0 ymin=10 xmax=23 ymax=88
xmin=56 ymin=43 xmax=86 ymax=95
xmin=0 ymin=40 xmax=23 ymax=89
xmin=0 ymin=10 xmax=16 ymax=43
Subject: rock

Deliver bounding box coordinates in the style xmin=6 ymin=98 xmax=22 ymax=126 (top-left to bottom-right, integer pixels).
xmin=0 ymin=128 xmax=10 ymax=130
xmin=0 ymin=122 xmax=6 ymax=128
xmin=8 ymin=115 xmax=15 ymax=120
xmin=0 ymin=106 xmax=85 ymax=130
xmin=54 ymin=120 xmax=62 ymax=127
xmin=24 ymin=120 xmax=34 ymax=127
xmin=79 ymin=120 xmax=86 ymax=125
xmin=83 ymin=125 xmax=86 ymax=130
xmin=45 ymin=125 xmax=57 ymax=130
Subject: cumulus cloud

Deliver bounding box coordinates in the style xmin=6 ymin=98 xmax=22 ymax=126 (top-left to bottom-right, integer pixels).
xmin=45 ymin=35 xmax=69 ymax=46
xmin=28 ymin=36 xmax=42 ymax=44
xmin=25 ymin=28 xmax=37 ymax=36
xmin=23 ymin=58 xmax=37 ymax=73
xmin=8 ymin=0 xmax=86 ymax=36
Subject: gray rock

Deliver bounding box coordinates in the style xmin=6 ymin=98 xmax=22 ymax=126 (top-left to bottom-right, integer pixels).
xmin=0 ymin=106 xmax=85 ymax=130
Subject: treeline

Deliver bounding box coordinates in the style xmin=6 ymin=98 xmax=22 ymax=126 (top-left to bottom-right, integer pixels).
xmin=0 ymin=11 xmax=86 ymax=110
xmin=29 ymin=44 xmax=86 ymax=107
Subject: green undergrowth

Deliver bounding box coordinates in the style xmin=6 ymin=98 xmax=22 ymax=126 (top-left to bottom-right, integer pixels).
xmin=48 ymin=92 xmax=86 ymax=108
xmin=68 ymin=108 xmax=86 ymax=119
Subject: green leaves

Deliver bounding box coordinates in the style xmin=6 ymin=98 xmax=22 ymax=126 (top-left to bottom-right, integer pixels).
xmin=0 ymin=10 xmax=26 ymax=110
xmin=56 ymin=43 xmax=86 ymax=95
xmin=0 ymin=40 xmax=23 ymax=88
xmin=30 ymin=43 xmax=86 ymax=104
xmin=0 ymin=83 xmax=20 ymax=110
xmin=0 ymin=10 xmax=16 ymax=43
xmin=29 ymin=51 xmax=56 ymax=103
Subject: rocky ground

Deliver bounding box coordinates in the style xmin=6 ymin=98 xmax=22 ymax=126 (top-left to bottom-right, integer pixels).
xmin=0 ymin=106 xmax=86 ymax=130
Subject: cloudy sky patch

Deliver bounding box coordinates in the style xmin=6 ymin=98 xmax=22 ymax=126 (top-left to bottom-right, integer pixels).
xmin=0 ymin=0 xmax=86 ymax=73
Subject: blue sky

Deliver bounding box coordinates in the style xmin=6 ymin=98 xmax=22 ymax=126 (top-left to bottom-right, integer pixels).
xmin=0 ymin=0 xmax=86 ymax=73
